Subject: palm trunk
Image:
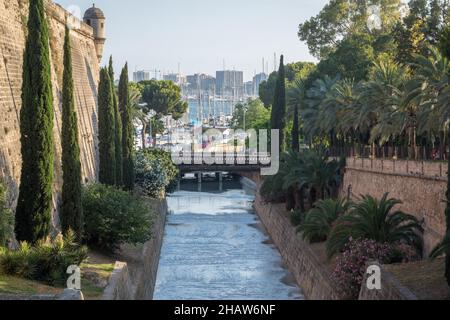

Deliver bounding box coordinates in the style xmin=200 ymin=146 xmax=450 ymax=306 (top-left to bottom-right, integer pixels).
xmin=141 ymin=122 xmax=147 ymax=149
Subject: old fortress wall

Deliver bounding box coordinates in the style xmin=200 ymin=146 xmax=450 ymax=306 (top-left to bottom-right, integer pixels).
xmin=341 ymin=157 xmax=447 ymax=255
xmin=0 ymin=0 xmax=99 ymax=227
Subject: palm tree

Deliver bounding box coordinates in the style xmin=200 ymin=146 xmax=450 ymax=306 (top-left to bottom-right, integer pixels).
xmin=327 ymin=193 xmax=423 ymax=258
xmin=298 ymin=198 xmax=350 ymax=243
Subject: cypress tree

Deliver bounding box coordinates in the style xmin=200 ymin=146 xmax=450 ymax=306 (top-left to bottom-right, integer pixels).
xmin=270 ymin=55 xmax=287 ymax=152
xmin=446 ymin=126 xmax=450 ymax=285
xmin=119 ymin=63 xmax=135 ymax=191
xmin=291 ymin=104 xmax=300 ymax=152
xmin=98 ymin=67 xmax=116 ymax=186
xmin=60 ymin=26 xmax=83 ymax=240
xmin=15 ymin=0 xmax=54 ymax=243
xmin=109 ymin=56 xmax=123 ymax=187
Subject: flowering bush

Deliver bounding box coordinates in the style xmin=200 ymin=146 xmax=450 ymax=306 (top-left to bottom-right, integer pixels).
xmin=332 ymin=239 xmax=392 ymax=299
xmin=135 ymin=149 xmax=179 ymax=198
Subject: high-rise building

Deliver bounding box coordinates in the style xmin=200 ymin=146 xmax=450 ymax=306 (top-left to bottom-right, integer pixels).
xmin=252 ymin=72 xmax=268 ymax=96
xmin=133 ymin=70 xmax=150 ymax=83
xmin=163 ymin=73 xmax=187 ymax=86
xmin=215 ymin=70 xmax=244 ymax=100
xmin=244 ymin=81 xmax=254 ymax=97
xmin=186 ymin=74 xmax=216 ymax=95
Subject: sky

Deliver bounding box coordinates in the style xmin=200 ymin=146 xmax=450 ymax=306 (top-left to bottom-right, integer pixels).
xmin=55 ymin=0 xmax=329 ymax=81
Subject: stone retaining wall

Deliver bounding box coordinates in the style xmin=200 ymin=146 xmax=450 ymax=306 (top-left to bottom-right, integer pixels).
xmin=358 ymin=262 xmax=418 ymax=300
xmin=253 ymin=192 xmax=341 ymax=300
xmin=342 ymin=158 xmax=447 ymax=255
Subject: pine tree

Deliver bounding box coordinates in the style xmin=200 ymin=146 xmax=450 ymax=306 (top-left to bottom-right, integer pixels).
xmin=15 ymin=0 xmax=54 ymax=243
xmin=270 ymin=55 xmax=287 ymax=152
xmin=60 ymin=26 xmax=83 ymax=240
xmin=109 ymin=56 xmax=123 ymax=187
xmin=98 ymin=67 xmax=116 ymax=186
xmin=291 ymin=104 xmax=300 ymax=152
xmin=119 ymin=63 xmax=135 ymax=191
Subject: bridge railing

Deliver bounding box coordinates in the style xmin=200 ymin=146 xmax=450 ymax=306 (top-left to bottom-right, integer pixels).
xmin=173 ymin=153 xmax=272 ymax=166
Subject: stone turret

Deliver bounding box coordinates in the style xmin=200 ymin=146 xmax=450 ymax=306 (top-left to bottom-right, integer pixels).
xmin=83 ymin=4 xmax=105 ymax=63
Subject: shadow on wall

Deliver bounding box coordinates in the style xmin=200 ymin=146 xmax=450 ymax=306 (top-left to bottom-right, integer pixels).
xmin=85 ymin=57 xmax=100 ymax=178
xmin=0 ymin=149 xmax=19 ymax=212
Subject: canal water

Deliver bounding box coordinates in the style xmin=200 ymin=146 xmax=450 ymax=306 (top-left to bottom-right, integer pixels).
xmin=153 ymin=175 xmax=303 ymax=300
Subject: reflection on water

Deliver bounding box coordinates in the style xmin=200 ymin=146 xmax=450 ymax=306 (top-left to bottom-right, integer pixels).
xmin=153 ymin=176 xmax=304 ymax=300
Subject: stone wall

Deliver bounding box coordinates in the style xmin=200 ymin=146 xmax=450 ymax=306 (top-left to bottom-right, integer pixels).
xmin=253 ymin=192 xmax=341 ymax=300
xmin=0 ymin=0 xmax=99 ymax=227
xmin=102 ymin=262 xmax=133 ymax=300
xmin=358 ymin=262 xmax=418 ymax=300
xmin=342 ymin=158 xmax=447 ymax=255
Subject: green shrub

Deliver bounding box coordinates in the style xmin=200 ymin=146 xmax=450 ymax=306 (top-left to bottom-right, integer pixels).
xmin=298 ymin=198 xmax=349 ymax=243
xmin=290 ymin=209 xmax=305 ymax=227
xmin=327 ymin=193 xmax=423 ymax=259
xmin=135 ymin=149 xmax=179 ymax=198
xmin=0 ymin=183 xmax=13 ymax=247
xmin=0 ymin=231 xmax=87 ymax=286
xmin=82 ymin=184 xmax=153 ymax=252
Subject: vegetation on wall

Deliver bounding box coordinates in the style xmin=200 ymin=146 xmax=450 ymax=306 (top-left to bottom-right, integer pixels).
xmin=0 ymin=183 xmax=13 ymax=248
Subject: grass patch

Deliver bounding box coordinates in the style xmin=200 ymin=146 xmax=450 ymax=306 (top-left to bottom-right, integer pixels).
xmin=0 ymin=274 xmax=62 ymax=295
xmin=79 ymin=250 xmax=115 ymax=300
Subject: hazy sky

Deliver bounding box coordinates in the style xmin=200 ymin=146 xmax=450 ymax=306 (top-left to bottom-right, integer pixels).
xmin=55 ymin=0 xmax=329 ymax=81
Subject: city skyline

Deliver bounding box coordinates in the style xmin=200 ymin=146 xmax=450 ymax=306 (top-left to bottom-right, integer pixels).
xmin=55 ymin=0 xmax=328 ymax=81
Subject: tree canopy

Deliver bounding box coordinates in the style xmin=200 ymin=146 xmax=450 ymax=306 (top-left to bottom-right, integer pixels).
xmin=140 ymin=80 xmax=188 ymax=120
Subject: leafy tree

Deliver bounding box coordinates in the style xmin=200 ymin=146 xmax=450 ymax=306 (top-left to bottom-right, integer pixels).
xmin=271 ymin=55 xmax=287 ymax=152
xmin=440 ymin=25 xmax=450 ymax=59
xmin=141 ymin=80 xmax=188 ymax=120
xmin=60 ymin=26 xmax=83 ymax=240
xmin=109 ymin=56 xmax=123 ymax=187
xmin=231 ymin=99 xmax=270 ymax=131
xmin=15 ymin=0 xmax=54 ymax=243
xmin=82 ymin=184 xmax=152 ymax=252
xmin=119 ymin=63 xmax=135 ymax=191
xmin=98 ymin=67 xmax=116 ymax=186
xmin=259 ymin=72 xmax=278 ymax=108
xmin=327 ymin=193 xmax=423 ymax=258
xmin=298 ymin=0 xmax=402 ymax=59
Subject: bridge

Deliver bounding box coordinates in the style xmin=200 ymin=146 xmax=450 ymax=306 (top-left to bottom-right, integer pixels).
xmin=174 ymin=153 xmax=271 ymax=174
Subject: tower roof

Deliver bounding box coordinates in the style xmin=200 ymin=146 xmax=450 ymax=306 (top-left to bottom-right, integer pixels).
xmin=83 ymin=4 xmax=105 ymax=20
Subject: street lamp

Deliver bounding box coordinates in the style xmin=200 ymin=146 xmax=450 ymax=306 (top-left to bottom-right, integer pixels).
xmin=243 ymin=105 xmax=249 ymax=132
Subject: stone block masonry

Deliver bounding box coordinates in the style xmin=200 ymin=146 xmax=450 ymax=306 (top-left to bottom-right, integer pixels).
xmin=342 ymin=158 xmax=447 ymax=255
xmin=0 ymin=0 xmax=100 ymax=227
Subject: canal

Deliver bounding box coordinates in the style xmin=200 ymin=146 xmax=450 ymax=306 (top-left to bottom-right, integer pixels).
xmin=153 ymin=174 xmax=303 ymax=300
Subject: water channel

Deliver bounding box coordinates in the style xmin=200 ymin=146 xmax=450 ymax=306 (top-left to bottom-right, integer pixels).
xmin=153 ymin=174 xmax=303 ymax=300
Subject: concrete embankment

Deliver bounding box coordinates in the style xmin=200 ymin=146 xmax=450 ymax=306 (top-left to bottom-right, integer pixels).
xmin=241 ymin=174 xmax=341 ymax=300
